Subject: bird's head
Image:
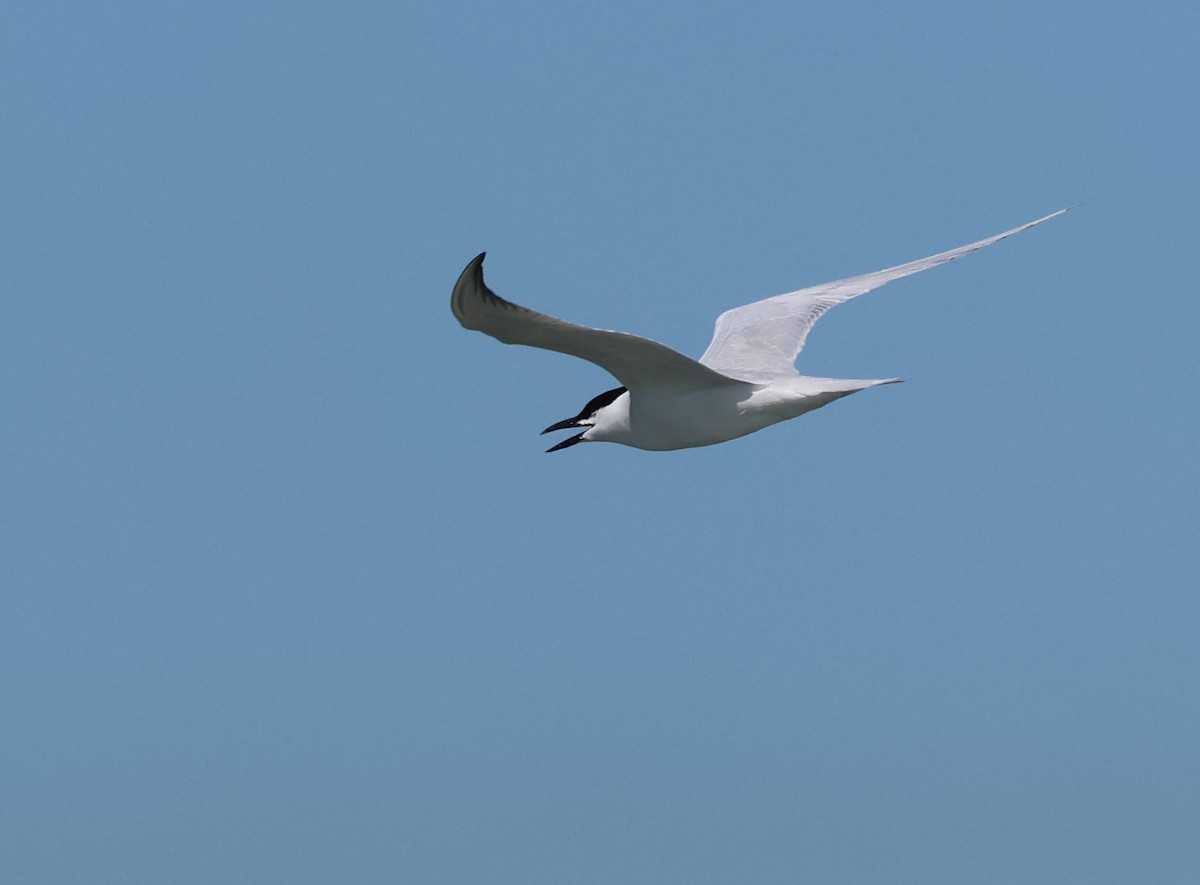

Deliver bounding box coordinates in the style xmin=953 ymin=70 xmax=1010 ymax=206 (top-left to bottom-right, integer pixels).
xmin=540 ymin=386 xmax=628 ymax=452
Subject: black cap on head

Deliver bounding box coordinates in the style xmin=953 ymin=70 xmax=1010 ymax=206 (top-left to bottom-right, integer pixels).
xmin=540 ymin=386 xmax=627 ymax=435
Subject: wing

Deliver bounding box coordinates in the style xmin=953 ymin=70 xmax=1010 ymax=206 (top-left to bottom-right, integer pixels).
xmin=452 ymin=253 xmax=739 ymax=392
xmin=699 ymin=208 xmax=1069 ymax=381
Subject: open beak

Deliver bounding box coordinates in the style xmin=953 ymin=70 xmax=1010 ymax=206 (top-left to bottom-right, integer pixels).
xmin=540 ymin=417 xmax=583 ymax=435
xmin=545 ymin=431 xmax=587 ymax=453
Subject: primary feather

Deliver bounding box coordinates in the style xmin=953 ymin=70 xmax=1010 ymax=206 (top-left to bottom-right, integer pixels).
xmin=699 ymin=209 xmax=1068 ymax=382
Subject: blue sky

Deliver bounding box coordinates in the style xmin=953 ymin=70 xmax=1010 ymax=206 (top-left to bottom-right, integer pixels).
xmin=3 ymin=1 xmax=1198 ymax=882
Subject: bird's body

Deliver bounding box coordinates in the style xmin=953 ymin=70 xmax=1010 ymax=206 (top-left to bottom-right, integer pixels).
xmin=451 ymin=209 xmax=1066 ymax=452
xmin=580 ymin=375 xmax=900 ymax=452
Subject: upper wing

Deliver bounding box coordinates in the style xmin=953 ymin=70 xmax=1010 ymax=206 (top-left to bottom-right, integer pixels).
xmin=699 ymin=209 xmax=1069 ymax=381
xmin=452 ymin=253 xmax=738 ymax=392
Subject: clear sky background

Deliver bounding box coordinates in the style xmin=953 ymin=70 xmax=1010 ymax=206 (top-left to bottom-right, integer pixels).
xmin=3 ymin=2 xmax=1198 ymax=883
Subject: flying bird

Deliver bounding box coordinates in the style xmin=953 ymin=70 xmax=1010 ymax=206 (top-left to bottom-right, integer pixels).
xmin=451 ymin=209 xmax=1067 ymax=452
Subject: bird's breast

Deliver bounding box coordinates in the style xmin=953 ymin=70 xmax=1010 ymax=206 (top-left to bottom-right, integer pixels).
xmin=617 ymin=385 xmax=791 ymax=451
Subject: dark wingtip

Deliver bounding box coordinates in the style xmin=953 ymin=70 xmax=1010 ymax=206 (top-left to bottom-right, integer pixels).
xmin=460 ymin=252 xmax=487 ymax=287
xmin=451 ymin=252 xmax=493 ymax=326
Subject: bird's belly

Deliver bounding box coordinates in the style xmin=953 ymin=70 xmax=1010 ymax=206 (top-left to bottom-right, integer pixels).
xmin=623 ymin=381 xmax=862 ymax=451
xmin=626 ymin=387 xmax=808 ymax=451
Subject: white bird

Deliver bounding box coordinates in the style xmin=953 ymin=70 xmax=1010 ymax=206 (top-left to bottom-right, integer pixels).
xmin=452 ymin=209 xmax=1067 ymax=452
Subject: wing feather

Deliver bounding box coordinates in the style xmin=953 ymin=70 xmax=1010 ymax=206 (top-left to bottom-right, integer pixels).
xmin=452 ymin=253 xmax=739 ymax=392
xmin=700 ymin=209 xmax=1068 ymax=381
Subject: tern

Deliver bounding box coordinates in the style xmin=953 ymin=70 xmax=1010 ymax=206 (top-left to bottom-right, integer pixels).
xmin=452 ymin=209 xmax=1066 ymax=452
